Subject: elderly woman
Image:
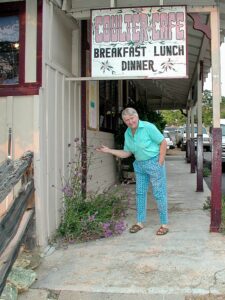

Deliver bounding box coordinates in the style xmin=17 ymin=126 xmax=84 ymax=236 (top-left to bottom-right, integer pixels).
xmin=96 ymin=107 xmax=169 ymax=235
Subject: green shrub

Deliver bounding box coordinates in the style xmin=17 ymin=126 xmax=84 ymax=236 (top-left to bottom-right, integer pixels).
xmin=203 ymin=197 xmax=211 ymax=210
xmin=203 ymin=167 xmax=211 ymax=177
xmin=220 ymin=195 xmax=225 ymax=234
xmin=57 ymin=139 xmax=127 ymax=242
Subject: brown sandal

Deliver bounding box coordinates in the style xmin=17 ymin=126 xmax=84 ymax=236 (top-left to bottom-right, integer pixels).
xmin=129 ymin=224 xmax=144 ymax=233
xmin=156 ymin=226 xmax=169 ymax=235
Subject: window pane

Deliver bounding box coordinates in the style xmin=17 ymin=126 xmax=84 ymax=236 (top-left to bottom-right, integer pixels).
xmin=221 ymin=124 xmax=225 ymax=136
xmin=99 ymin=80 xmax=118 ymax=132
xmin=0 ymin=15 xmax=19 ymax=85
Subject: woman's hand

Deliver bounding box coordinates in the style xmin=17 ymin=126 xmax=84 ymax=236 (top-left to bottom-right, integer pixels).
xmin=96 ymin=145 xmax=132 ymax=158
xmin=96 ymin=145 xmax=111 ymax=153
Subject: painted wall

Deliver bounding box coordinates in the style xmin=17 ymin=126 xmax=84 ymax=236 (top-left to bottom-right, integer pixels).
xmin=34 ymin=0 xmax=81 ymax=246
xmin=0 ymin=1 xmax=38 ymax=163
xmin=0 ymin=96 xmax=37 ymax=162
xmin=0 ymin=98 xmax=8 ymax=163
xmin=87 ymin=130 xmax=118 ymax=193
xmin=0 ymin=0 xmax=119 ymax=247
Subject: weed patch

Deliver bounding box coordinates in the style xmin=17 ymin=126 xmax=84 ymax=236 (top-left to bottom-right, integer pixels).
xmin=55 ymin=139 xmax=128 ymax=243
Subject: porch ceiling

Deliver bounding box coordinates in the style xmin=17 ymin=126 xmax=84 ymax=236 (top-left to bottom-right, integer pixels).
xmin=63 ymin=0 xmax=225 ymax=110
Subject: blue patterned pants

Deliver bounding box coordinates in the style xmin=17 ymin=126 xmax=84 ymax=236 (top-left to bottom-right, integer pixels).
xmin=133 ymin=156 xmax=168 ymax=225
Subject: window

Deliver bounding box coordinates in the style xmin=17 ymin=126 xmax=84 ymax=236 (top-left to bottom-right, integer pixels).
xmin=0 ymin=15 xmax=20 ymax=84
xmin=0 ymin=1 xmax=42 ymax=96
xmin=99 ymin=80 xmax=118 ymax=132
xmin=221 ymin=124 xmax=225 ymax=136
xmin=0 ymin=2 xmax=25 ymax=88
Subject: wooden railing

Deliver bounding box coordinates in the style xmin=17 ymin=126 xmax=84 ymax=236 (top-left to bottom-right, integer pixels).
xmin=0 ymin=151 xmax=35 ymax=295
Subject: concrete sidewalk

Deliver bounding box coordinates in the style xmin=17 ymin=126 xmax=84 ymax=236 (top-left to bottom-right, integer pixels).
xmin=19 ymin=153 xmax=225 ymax=300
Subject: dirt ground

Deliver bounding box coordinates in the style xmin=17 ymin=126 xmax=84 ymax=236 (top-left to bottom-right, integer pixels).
xmin=166 ymin=146 xmax=185 ymax=156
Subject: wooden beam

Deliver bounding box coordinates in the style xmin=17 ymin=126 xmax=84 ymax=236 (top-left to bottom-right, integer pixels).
xmin=0 ymin=152 xmax=33 ymax=204
xmin=187 ymin=6 xmax=217 ymax=13
xmin=71 ymin=10 xmax=90 ymax=20
xmin=211 ymin=8 xmax=221 ymax=127
xmin=187 ymin=18 xmax=210 ymax=98
xmin=0 ymin=209 xmax=34 ymax=295
xmin=0 ymin=179 xmax=34 ymax=255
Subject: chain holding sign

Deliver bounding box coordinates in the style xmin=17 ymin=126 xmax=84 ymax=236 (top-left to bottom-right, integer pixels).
xmin=91 ymin=6 xmax=187 ymax=79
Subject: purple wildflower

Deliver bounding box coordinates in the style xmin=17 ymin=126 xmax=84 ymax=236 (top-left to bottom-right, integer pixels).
xmin=104 ymin=229 xmax=113 ymax=237
xmin=114 ymin=220 xmax=126 ymax=234
xmin=102 ymin=222 xmax=113 ymax=238
xmin=62 ymin=184 xmax=73 ymax=197
xmin=102 ymin=222 xmax=110 ymax=230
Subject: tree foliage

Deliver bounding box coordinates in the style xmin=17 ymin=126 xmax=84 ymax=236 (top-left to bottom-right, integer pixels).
xmin=160 ymin=90 xmax=225 ymax=128
xmin=160 ymin=110 xmax=186 ymax=126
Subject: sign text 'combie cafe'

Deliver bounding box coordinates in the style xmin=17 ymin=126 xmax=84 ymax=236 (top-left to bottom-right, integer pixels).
xmin=91 ymin=6 xmax=187 ymax=78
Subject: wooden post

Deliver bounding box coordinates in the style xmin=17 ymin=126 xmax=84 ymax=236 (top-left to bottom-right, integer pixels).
xmin=186 ymin=108 xmax=191 ymax=163
xmin=190 ymin=106 xmax=196 ymax=173
xmin=81 ymin=20 xmax=87 ymax=197
xmin=210 ymin=7 xmax=222 ymax=232
xmin=196 ymin=61 xmax=203 ymax=192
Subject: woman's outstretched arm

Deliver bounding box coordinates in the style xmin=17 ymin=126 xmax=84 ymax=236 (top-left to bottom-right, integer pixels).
xmin=96 ymin=145 xmax=132 ymax=159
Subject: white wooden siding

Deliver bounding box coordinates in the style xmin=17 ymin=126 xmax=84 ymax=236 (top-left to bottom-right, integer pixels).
xmin=0 ymin=0 xmax=119 ymax=248
xmin=34 ymin=0 xmax=81 ymax=246
xmin=87 ymin=130 xmax=118 ymax=193
xmin=0 ymin=96 xmax=35 ymax=162
xmin=0 ymin=98 xmax=7 ymax=163
xmin=25 ymin=0 xmax=37 ymax=82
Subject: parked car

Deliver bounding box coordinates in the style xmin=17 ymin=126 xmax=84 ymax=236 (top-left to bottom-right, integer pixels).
xmin=181 ymin=126 xmax=210 ymax=151
xmin=221 ymin=120 xmax=225 ymax=163
xmin=175 ymin=127 xmax=185 ymax=148
xmin=164 ymin=126 xmax=177 ymax=145
xmin=210 ymin=119 xmax=225 ymax=163
xmin=163 ymin=130 xmax=175 ymax=149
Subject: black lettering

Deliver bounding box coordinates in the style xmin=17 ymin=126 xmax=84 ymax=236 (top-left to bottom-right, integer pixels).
xmin=129 ymin=47 xmax=135 ymax=57
xmin=117 ymin=48 xmax=122 ymax=57
xmin=135 ymin=47 xmax=140 ymax=57
xmin=166 ymin=46 xmax=172 ymax=55
xmin=94 ymin=48 xmax=99 ymax=58
xmin=136 ymin=60 xmax=142 ymax=70
xmin=141 ymin=47 xmax=146 ymax=56
xmin=143 ymin=60 xmax=148 ymax=70
xmin=149 ymin=60 xmax=156 ymax=71
xmin=121 ymin=60 xmax=156 ymax=71
xmin=172 ymin=46 xmax=178 ymax=55
xmin=111 ymin=48 xmax=117 ymax=57
xmin=178 ymin=45 xmax=184 ymax=55
xmin=130 ymin=61 xmax=135 ymax=70
xmin=105 ymin=48 xmax=111 ymax=57
xmin=154 ymin=46 xmax=159 ymax=56
xmin=123 ymin=47 xmax=129 ymax=56
xmin=100 ymin=48 xmax=105 ymax=58
xmin=122 ymin=61 xmax=127 ymax=70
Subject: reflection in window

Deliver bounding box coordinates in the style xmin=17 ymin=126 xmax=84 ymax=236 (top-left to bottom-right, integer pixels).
xmin=0 ymin=16 xmax=19 ymax=85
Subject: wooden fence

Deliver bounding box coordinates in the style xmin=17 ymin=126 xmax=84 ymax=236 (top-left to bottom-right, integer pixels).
xmin=0 ymin=151 xmax=35 ymax=295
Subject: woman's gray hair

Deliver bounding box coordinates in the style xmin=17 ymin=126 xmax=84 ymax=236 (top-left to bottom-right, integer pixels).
xmin=121 ymin=107 xmax=139 ymax=119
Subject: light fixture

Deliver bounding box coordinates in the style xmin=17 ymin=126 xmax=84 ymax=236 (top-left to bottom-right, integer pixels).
xmin=14 ymin=43 xmax=19 ymax=49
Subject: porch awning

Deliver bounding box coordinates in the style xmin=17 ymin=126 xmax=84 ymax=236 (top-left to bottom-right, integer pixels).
xmin=62 ymin=0 xmax=225 ymax=110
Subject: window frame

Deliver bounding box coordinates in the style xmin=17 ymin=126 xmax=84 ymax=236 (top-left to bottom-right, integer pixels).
xmin=0 ymin=1 xmax=42 ymax=96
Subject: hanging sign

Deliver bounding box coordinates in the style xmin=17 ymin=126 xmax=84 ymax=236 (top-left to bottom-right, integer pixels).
xmin=91 ymin=6 xmax=187 ymax=79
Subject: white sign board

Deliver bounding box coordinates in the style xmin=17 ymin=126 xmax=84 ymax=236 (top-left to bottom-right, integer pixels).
xmin=91 ymin=6 xmax=187 ymax=79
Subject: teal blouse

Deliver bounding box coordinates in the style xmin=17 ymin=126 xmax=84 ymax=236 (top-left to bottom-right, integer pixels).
xmin=123 ymin=120 xmax=164 ymax=161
